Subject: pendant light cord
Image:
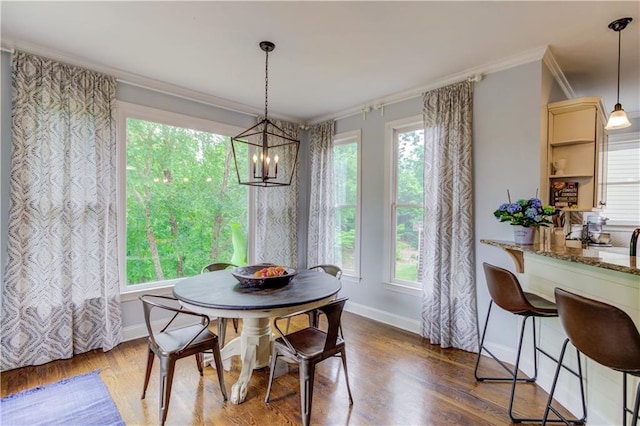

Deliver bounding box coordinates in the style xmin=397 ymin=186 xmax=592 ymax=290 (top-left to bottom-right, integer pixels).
xmin=616 ymin=29 xmax=621 ymax=104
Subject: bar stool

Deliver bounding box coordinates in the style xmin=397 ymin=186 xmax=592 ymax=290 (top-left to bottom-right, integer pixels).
xmin=543 ymin=288 xmax=640 ymax=426
xmin=474 ymin=263 xmax=586 ymax=423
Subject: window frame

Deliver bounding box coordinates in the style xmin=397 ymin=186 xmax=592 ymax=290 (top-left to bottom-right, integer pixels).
xmin=332 ymin=129 xmax=362 ymax=278
xmin=384 ymin=115 xmax=424 ymax=293
xmin=116 ymin=101 xmax=251 ymax=295
xmin=603 ymin=130 xmax=640 ymax=228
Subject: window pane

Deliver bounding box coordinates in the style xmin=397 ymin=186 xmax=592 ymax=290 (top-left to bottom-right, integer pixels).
xmin=334 ymin=142 xmax=358 ymax=205
xmin=397 ymin=129 xmax=424 ymax=205
xmin=126 ymin=118 xmax=248 ymax=286
xmin=604 ymin=143 xmax=640 ymax=223
xmin=394 ymin=206 xmax=422 ymax=282
xmin=334 ymin=206 xmax=356 ymax=272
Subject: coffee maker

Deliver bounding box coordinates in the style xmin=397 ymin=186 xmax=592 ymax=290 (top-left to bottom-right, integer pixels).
xmin=583 ymin=215 xmax=611 ymax=246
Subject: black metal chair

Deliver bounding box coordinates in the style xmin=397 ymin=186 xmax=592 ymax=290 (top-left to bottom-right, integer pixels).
xmin=284 ymin=264 xmax=343 ymax=334
xmin=201 ymin=262 xmax=239 ymax=342
xmin=474 ymin=263 xmax=586 ymax=423
xmin=140 ymin=294 xmax=227 ymax=426
xmin=543 ymin=288 xmax=640 ymax=426
xmin=265 ymin=297 xmax=353 ymax=426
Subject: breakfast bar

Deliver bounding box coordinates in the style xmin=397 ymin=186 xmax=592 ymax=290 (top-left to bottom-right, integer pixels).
xmin=481 ymin=239 xmax=639 ymax=425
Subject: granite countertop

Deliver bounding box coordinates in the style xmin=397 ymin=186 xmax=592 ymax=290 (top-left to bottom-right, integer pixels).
xmin=480 ymin=239 xmax=639 ymax=276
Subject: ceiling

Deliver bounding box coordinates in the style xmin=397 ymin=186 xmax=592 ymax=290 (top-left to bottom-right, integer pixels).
xmin=2 ymin=1 xmax=639 ymax=123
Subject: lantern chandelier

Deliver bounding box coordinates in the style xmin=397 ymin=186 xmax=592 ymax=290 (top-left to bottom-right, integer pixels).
xmin=231 ymin=41 xmax=300 ymax=187
xmin=605 ymin=17 xmax=633 ymax=130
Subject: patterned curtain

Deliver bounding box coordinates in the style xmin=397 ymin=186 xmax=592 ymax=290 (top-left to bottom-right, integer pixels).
xmin=1 ymin=51 xmax=122 ymax=370
xmin=307 ymin=120 xmax=335 ymax=267
xmin=255 ymin=118 xmax=299 ymax=267
xmin=420 ymin=80 xmax=478 ymax=352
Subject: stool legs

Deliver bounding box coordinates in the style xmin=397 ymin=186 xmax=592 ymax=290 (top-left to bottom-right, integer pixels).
xmin=542 ymin=338 xmax=587 ymax=426
xmin=475 ymin=302 xmax=585 ymax=423
xmin=623 ymin=373 xmax=640 ymax=426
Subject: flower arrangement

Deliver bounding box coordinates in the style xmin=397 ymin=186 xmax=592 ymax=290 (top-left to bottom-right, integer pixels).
xmin=493 ymin=193 xmax=559 ymax=228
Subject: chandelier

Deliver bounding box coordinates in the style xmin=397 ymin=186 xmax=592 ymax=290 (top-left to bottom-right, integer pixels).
xmin=231 ymin=41 xmax=300 ymax=187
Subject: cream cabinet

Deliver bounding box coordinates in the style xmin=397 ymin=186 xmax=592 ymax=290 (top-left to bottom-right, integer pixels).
xmin=546 ymin=97 xmax=608 ymax=211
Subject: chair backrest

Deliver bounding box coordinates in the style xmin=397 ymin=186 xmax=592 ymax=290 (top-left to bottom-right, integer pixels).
xmin=315 ymin=297 xmax=347 ymax=352
xmin=201 ymin=262 xmax=237 ymax=273
xmin=139 ymin=294 xmax=210 ymax=353
xmin=482 ymin=263 xmax=534 ymax=314
xmin=554 ymin=288 xmax=640 ymax=372
xmin=309 ymin=264 xmax=342 ymax=279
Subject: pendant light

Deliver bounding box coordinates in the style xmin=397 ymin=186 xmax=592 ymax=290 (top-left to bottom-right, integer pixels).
xmin=231 ymin=41 xmax=300 ymax=187
xmin=605 ymin=17 xmax=633 ymax=130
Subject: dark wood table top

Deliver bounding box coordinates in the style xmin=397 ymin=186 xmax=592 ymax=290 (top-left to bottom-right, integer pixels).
xmin=173 ymin=268 xmax=341 ymax=310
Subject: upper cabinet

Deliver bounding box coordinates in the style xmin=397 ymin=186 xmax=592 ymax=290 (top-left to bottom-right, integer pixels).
xmin=546 ymin=97 xmax=608 ymax=211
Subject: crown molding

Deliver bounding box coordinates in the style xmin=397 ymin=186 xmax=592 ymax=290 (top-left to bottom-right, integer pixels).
xmin=1 ymin=39 xmax=301 ymax=123
xmin=310 ymin=46 xmax=549 ymax=125
xmin=542 ymin=48 xmax=576 ymax=101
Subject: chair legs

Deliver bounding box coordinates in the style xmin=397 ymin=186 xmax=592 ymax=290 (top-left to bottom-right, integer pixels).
xmin=541 ymin=338 xmax=587 ymax=425
xmin=265 ymin=348 xmax=353 ymax=426
xmin=142 ymin=348 xmax=155 ymax=399
xmin=300 ymin=361 xmax=316 ymax=426
xmin=623 ymin=373 xmax=640 ymax=426
xmin=159 ymin=357 xmax=176 ymax=426
xmin=475 ymin=302 xmax=585 ymax=423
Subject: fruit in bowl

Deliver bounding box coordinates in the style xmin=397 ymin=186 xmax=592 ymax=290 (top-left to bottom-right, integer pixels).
xmin=232 ymin=264 xmax=297 ymax=288
xmin=253 ymin=265 xmax=287 ymax=277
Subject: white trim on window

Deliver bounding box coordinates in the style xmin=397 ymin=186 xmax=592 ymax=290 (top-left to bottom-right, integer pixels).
xmin=333 ymin=129 xmax=362 ymax=278
xmin=384 ymin=115 xmax=423 ymax=289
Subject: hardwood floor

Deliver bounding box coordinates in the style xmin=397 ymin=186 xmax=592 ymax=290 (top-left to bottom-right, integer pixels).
xmin=1 ymin=312 xmax=570 ymax=425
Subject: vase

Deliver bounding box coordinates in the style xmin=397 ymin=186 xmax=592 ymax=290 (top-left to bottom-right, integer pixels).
xmin=513 ymin=225 xmax=535 ymax=245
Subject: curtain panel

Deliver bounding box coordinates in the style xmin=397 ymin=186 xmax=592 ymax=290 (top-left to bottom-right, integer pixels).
xmin=420 ymin=80 xmax=478 ymax=352
xmin=254 ymin=118 xmax=299 ymax=267
xmin=1 ymin=51 xmax=122 ymax=370
xmin=307 ymin=120 xmax=335 ymax=267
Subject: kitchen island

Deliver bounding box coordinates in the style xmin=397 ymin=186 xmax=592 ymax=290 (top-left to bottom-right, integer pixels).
xmin=481 ymin=239 xmax=639 ymax=425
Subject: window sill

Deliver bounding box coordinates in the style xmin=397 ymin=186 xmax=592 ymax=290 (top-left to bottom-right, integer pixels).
xmin=382 ymin=281 xmax=421 ymax=296
xmin=120 ymin=283 xmax=174 ymax=302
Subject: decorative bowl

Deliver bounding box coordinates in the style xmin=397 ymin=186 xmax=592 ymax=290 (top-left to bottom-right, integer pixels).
xmin=231 ymin=265 xmax=297 ymax=288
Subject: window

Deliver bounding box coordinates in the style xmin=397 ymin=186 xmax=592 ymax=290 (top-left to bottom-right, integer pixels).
xmin=385 ymin=117 xmax=424 ymax=289
xmin=603 ymin=132 xmax=640 ymax=225
xmin=118 ymin=102 xmax=249 ymax=292
xmin=333 ymin=130 xmax=361 ymax=277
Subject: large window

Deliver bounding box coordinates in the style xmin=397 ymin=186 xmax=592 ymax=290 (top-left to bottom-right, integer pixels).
xmin=118 ymin=102 xmax=249 ymax=291
xmin=603 ymin=132 xmax=640 ymax=225
xmin=333 ymin=130 xmax=361 ymax=276
xmin=386 ymin=117 xmax=424 ymax=289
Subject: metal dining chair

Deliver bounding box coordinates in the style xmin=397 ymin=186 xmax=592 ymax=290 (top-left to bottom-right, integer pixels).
xmin=201 ymin=262 xmax=239 ymax=342
xmin=265 ymin=297 xmax=353 ymax=426
xmin=284 ymin=264 xmax=343 ymax=334
xmin=140 ymin=294 xmax=227 ymax=426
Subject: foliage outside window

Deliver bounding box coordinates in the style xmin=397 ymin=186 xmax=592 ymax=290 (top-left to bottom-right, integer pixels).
xmin=390 ymin=121 xmax=424 ymax=287
xmin=120 ymin=104 xmax=248 ymax=290
xmin=333 ymin=131 xmax=361 ymax=276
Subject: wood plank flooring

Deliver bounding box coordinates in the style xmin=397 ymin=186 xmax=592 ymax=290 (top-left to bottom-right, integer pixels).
xmin=1 ymin=312 xmax=570 ymax=425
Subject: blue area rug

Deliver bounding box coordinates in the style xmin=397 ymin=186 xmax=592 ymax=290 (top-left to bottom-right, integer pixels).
xmin=1 ymin=370 xmax=124 ymax=426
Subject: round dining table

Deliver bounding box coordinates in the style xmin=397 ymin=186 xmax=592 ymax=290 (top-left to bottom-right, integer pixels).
xmin=172 ymin=268 xmax=341 ymax=404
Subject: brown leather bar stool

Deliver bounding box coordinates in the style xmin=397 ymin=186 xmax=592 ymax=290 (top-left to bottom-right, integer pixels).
xmin=543 ymin=288 xmax=640 ymax=426
xmin=474 ymin=263 xmax=586 ymax=423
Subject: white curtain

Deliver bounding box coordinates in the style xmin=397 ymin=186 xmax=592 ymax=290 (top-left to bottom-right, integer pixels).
xmin=307 ymin=120 xmax=335 ymax=267
xmin=255 ymin=118 xmax=299 ymax=267
xmin=1 ymin=51 xmax=122 ymax=370
xmin=421 ymin=80 xmax=478 ymax=352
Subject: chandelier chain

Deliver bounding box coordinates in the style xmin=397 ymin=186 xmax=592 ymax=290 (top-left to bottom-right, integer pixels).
xmin=264 ymin=48 xmax=269 ymax=118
